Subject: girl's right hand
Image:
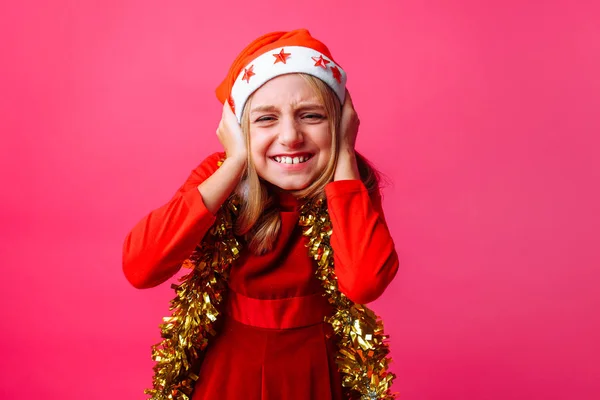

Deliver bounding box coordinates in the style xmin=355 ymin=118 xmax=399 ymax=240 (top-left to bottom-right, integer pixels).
xmin=217 ymin=101 xmax=247 ymax=164
xmin=197 ymin=102 xmax=247 ymax=214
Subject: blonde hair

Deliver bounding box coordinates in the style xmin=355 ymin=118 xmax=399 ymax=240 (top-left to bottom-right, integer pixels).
xmin=232 ymin=74 xmax=379 ymax=254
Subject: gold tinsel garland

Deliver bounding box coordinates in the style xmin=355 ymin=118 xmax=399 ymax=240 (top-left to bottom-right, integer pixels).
xmin=144 ymin=201 xmax=241 ymax=400
xmin=145 ymin=197 xmax=396 ymax=399
xmin=299 ymin=198 xmax=396 ymax=399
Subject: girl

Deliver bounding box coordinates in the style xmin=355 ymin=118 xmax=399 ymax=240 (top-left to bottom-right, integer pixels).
xmin=123 ymin=29 xmax=399 ymax=400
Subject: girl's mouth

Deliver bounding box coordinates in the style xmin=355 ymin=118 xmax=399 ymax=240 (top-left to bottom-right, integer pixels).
xmin=271 ymin=154 xmax=313 ymax=165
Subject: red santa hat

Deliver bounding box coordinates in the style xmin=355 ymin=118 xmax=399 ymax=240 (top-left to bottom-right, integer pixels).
xmin=216 ymin=29 xmax=347 ymax=121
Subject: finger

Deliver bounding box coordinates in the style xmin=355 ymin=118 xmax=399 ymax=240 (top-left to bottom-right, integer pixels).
xmin=224 ymin=102 xmax=241 ymax=126
xmin=344 ymin=89 xmax=353 ymax=107
xmin=223 ymin=100 xmax=233 ymax=116
xmin=343 ymin=91 xmax=357 ymax=116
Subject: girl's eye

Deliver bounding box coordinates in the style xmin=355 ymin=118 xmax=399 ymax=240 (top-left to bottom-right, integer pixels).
xmin=255 ymin=116 xmax=275 ymax=122
xmin=303 ymin=114 xmax=325 ymax=120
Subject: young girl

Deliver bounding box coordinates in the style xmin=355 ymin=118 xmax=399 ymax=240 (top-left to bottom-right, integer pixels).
xmin=123 ymin=29 xmax=399 ymax=400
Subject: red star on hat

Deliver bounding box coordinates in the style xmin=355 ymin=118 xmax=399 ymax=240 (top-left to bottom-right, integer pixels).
xmin=330 ymin=65 xmax=342 ymax=83
xmin=242 ymin=65 xmax=255 ymax=83
xmin=312 ymin=55 xmax=331 ymax=69
xmin=273 ymin=49 xmax=291 ymax=64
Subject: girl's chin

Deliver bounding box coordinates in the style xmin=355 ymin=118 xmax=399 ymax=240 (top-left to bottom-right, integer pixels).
xmin=257 ymin=168 xmax=324 ymax=192
xmin=258 ymin=174 xmax=315 ymax=191
xmin=266 ymin=180 xmax=311 ymax=192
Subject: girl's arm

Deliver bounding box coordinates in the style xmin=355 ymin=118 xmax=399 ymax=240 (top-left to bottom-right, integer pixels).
xmin=326 ymin=91 xmax=398 ymax=303
xmin=123 ymin=103 xmax=246 ymax=289
xmin=325 ymin=180 xmax=399 ymax=304
xmin=122 ymin=152 xmax=244 ymax=289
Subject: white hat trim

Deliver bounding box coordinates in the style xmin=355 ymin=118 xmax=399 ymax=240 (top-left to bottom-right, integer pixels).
xmin=230 ymin=46 xmax=347 ymax=121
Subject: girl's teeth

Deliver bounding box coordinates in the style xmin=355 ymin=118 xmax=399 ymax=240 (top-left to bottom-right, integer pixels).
xmin=273 ymin=156 xmax=310 ymax=164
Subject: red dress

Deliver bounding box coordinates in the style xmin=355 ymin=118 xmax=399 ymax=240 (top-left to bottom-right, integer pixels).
xmin=123 ymin=152 xmax=399 ymax=399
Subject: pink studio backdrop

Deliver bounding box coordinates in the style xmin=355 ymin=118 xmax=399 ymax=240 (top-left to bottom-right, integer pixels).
xmin=1 ymin=1 xmax=599 ymax=399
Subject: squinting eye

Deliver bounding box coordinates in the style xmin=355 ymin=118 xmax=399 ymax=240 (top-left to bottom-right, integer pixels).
xmin=256 ymin=116 xmax=275 ymax=122
xmin=304 ymin=114 xmax=325 ymax=120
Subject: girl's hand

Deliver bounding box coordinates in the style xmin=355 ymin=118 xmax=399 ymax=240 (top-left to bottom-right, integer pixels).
xmin=339 ymin=90 xmax=360 ymax=153
xmin=334 ymin=90 xmax=361 ymax=181
xmin=198 ymin=102 xmax=247 ymax=214
xmin=217 ymin=101 xmax=247 ymax=164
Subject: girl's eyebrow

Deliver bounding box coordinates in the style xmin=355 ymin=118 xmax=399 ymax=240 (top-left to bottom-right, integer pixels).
xmin=251 ymin=102 xmax=325 ymax=114
xmin=295 ymin=102 xmax=325 ymax=110
xmin=250 ymin=105 xmax=278 ymax=113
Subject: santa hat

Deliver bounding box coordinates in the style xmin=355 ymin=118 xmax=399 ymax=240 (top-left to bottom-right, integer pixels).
xmin=216 ymin=29 xmax=347 ymax=121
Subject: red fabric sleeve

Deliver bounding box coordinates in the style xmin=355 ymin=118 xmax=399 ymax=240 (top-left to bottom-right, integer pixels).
xmin=122 ymin=152 xmax=225 ymax=289
xmin=324 ymin=180 xmax=399 ymax=304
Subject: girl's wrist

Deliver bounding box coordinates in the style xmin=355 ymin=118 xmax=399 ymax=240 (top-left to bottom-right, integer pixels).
xmin=222 ymin=155 xmax=247 ymax=177
xmin=334 ymin=148 xmax=360 ymax=181
xmin=224 ymin=153 xmax=246 ymax=166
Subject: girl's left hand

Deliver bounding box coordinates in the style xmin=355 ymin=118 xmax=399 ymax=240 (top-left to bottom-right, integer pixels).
xmin=333 ymin=90 xmax=361 ymax=181
xmin=339 ymin=90 xmax=360 ymax=153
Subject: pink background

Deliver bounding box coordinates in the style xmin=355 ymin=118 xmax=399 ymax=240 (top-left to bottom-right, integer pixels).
xmin=1 ymin=1 xmax=599 ymax=399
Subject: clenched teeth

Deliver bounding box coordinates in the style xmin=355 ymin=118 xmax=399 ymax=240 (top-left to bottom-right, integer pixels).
xmin=273 ymin=155 xmax=311 ymax=164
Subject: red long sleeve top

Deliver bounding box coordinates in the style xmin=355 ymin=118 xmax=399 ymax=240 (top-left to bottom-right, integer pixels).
xmin=122 ymin=152 xmax=398 ymax=304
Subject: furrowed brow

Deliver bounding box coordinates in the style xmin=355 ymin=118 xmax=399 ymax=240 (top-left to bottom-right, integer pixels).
xmin=295 ymin=102 xmax=324 ymax=109
xmin=250 ymin=105 xmax=278 ymax=114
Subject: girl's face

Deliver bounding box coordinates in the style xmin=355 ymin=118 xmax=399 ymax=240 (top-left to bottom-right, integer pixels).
xmin=247 ymin=74 xmax=332 ymax=191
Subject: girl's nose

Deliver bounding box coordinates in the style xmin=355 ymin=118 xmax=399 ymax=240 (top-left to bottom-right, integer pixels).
xmin=277 ymin=118 xmax=303 ymax=148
